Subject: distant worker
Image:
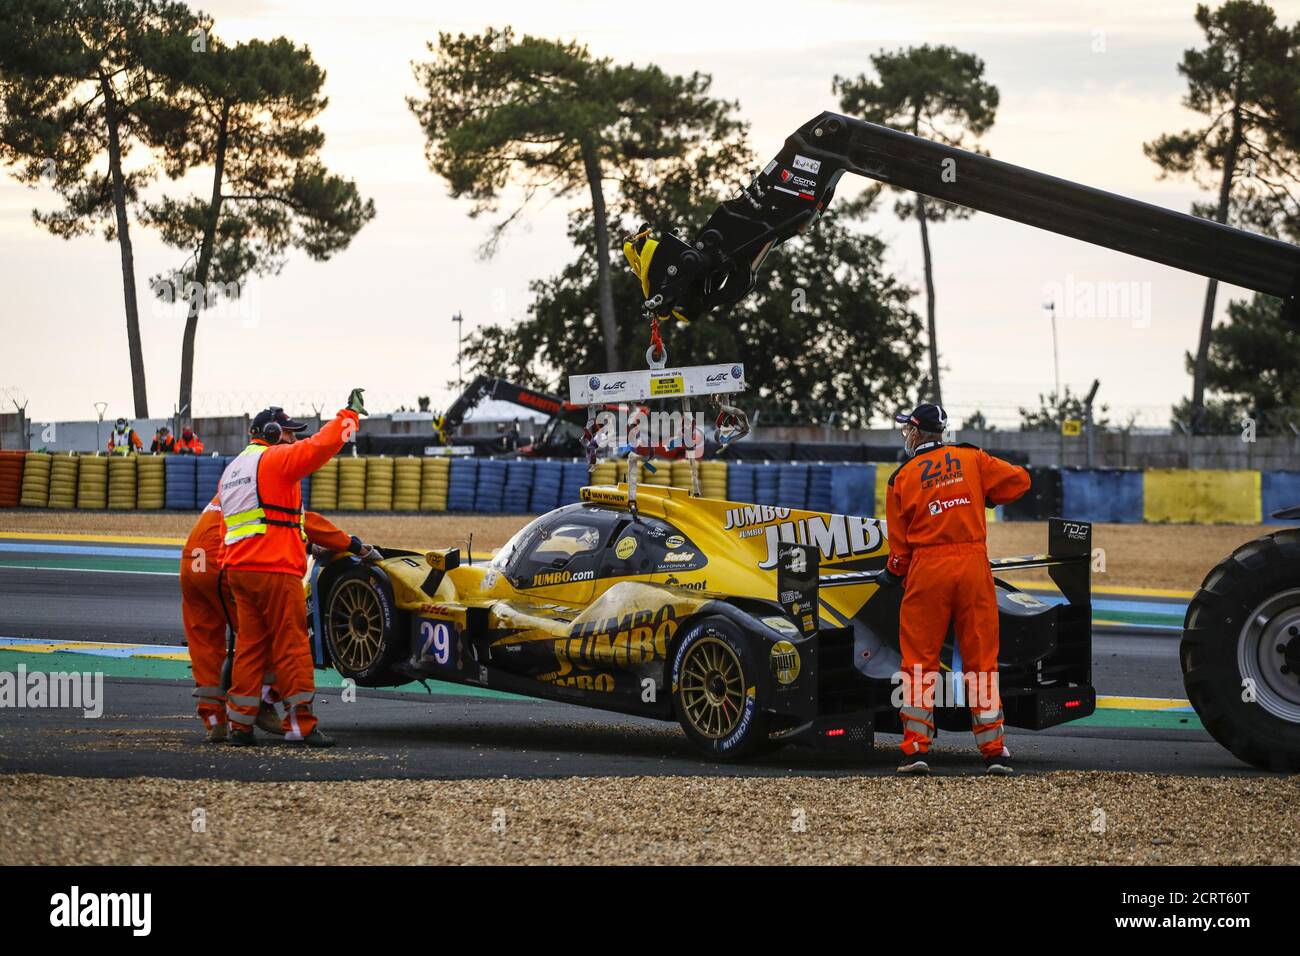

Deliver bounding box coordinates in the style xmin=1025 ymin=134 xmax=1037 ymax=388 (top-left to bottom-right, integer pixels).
xmin=107 ymin=418 xmax=143 ymax=455
xmin=151 ymin=426 xmax=176 ymax=454
xmin=174 ymin=425 xmax=204 ymax=455
xmin=881 ymin=403 xmax=1031 ymax=777
xmin=181 ymin=494 xmax=382 ymax=743
xmin=218 ymin=393 xmax=366 ymax=746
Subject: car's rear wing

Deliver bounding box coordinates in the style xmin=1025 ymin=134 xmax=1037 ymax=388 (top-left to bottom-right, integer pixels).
xmin=813 ymin=517 xmax=1093 ymax=607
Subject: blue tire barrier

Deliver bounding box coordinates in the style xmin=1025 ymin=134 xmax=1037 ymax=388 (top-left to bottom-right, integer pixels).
xmin=727 ymin=461 xmax=756 ymax=503
xmin=776 ymin=463 xmax=809 ymax=511
xmin=300 ymin=475 xmax=312 ymax=508
xmin=502 ymin=460 xmax=535 ymax=513
xmin=531 ymin=461 xmax=564 ymax=512
xmin=164 ymin=455 xmax=198 ymax=510
xmin=474 ymin=459 xmax=508 ymax=513
xmin=560 ymin=462 xmax=589 ymax=504
xmin=195 ymin=455 xmax=227 ymax=508
xmin=807 ymin=464 xmax=835 ymax=514
xmin=1262 ymin=471 xmax=1300 ymax=524
xmin=753 ymin=463 xmax=779 ymax=506
xmin=1060 ymin=467 xmax=1144 ymax=523
xmin=447 ymin=457 xmax=479 ymax=511
xmin=830 ymin=463 xmax=875 ymax=517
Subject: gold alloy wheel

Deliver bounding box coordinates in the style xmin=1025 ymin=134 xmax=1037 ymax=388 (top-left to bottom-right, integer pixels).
xmin=678 ymin=636 xmax=746 ymax=739
xmin=328 ymin=578 xmax=384 ymax=673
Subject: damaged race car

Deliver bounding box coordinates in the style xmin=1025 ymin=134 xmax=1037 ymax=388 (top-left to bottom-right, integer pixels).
xmin=305 ymin=483 xmax=1095 ymax=760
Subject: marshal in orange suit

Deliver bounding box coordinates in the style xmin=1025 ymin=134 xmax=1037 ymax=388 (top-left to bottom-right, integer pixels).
xmin=882 ymin=403 xmax=1030 ymax=776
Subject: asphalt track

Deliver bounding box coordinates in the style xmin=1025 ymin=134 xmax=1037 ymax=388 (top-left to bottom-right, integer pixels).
xmin=0 ymin=534 xmax=1265 ymax=781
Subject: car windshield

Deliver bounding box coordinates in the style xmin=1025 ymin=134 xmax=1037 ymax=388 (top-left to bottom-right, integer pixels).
xmin=491 ymin=516 xmax=546 ymax=571
xmin=530 ymin=523 xmax=601 ymax=562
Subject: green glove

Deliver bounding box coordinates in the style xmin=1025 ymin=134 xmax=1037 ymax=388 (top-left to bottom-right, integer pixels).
xmin=346 ymin=388 xmax=367 ymax=416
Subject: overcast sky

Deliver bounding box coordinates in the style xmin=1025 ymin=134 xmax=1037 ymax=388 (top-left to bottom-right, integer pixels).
xmin=4 ymin=0 xmax=1299 ymax=427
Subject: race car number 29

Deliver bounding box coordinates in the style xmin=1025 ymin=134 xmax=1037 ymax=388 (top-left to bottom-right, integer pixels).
xmin=418 ymin=619 xmax=454 ymax=667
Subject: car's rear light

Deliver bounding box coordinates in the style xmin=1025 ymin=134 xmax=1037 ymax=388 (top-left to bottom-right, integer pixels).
xmin=823 ymin=727 xmax=845 ymax=737
xmin=1065 ymin=699 xmax=1082 ymax=708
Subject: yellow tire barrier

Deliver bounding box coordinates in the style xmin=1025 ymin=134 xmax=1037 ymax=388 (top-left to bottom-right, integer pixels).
xmin=107 ymin=455 xmax=137 ymax=510
xmin=420 ymin=457 xmax=450 ymax=512
xmin=20 ymin=451 xmax=51 ymax=507
xmin=365 ymin=456 xmax=394 ymax=511
xmin=48 ymin=455 xmax=78 ymax=509
xmin=592 ymin=461 xmax=617 ymax=485
xmin=310 ymin=458 xmax=339 ymax=511
xmin=76 ymin=455 xmax=109 ymax=510
xmin=698 ymin=460 xmax=727 ymax=499
xmin=393 ymin=457 xmax=422 ymax=512
xmin=1143 ymin=469 xmax=1262 ymax=524
xmin=336 ymin=456 xmax=367 ymax=511
xmin=136 ymin=455 xmax=165 ymax=509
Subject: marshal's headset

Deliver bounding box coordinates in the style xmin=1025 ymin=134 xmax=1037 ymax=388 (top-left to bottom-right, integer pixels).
xmin=254 ymin=407 xmax=287 ymax=444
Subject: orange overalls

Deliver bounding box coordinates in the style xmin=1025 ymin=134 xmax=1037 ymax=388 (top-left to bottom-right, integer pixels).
xmin=180 ymin=499 xmax=358 ymax=730
xmin=217 ymin=409 xmax=358 ymax=739
xmin=885 ymin=441 xmax=1031 ymax=757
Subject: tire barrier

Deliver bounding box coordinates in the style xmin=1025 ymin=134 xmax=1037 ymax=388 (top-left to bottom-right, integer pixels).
xmin=1262 ymin=471 xmax=1300 ymax=524
xmin=164 ymin=455 xmax=198 ymax=510
xmin=364 ymin=456 xmax=395 ymax=511
xmin=136 ymin=455 xmax=165 ymax=509
xmin=1144 ymin=469 xmax=1261 ymax=524
xmin=474 ymin=459 xmax=507 ymax=513
xmin=76 ymin=455 xmax=108 ymax=510
xmin=503 ymin=460 xmax=534 ymax=512
xmin=107 ymin=456 xmax=137 ymax=510
xmin=592 ymin=461 xmax=617 ymax=486
xmin=698 ymin=461 xmax=727 ymax=499
xmin=1003 ymin=465 xmax=1063 ymax=521
xmin=310 ymin=458 xmax=339 ymax=511
xmin=48 ymin=455 xmax=78 ymax=509
xmin=560 ymin=462 xmax=588 ymax=504
xmin=807 ymin=464 xmax=835 ymax=514
xmin=874 ymin=463 xmax=892 ymax=518
xmin=530 ymin=461 xmax=563 ymax=512
xmin=1060 ymin=468 xmax=1143 ymax=524
xmin=19 ymin=451 xmax=50 ymax=508
xmin=196 ymin=455 xmax=227 ymax=508
xmin=830 ymin=464 xmax=875 ymax=517
xmin=336 ymin=456 xmax=367 ymax=510
xmin=776 ymin=462 xmax=809 ymax=511
xmin=420 ymin=457 xmax=450 ymax=512
xmin=754 ymin=462 xmax=779 ymax=505
xmin=0 ymin=451 xmax=25 ymax=508
xmin=447 ymin=457 xmax=478 ymax=511
xmin=727 ymin=461 xmax=756 ymax=503
xmin=391 ymin=457 xmax=422 ymax=512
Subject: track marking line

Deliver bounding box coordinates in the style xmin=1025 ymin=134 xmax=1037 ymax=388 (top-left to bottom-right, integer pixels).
xmin=0 ymin=531 xmax=188 ymax=546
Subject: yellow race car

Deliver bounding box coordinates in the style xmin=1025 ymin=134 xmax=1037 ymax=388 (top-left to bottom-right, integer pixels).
xmin=306 ymin=483 xmax=1096 ymax=759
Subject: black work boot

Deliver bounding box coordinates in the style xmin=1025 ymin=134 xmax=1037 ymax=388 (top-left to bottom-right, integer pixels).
xmin=285 ymin=728 xmax=335 ymax=748
xmin=897 ymin=751 xmax=931 ymax=775
xmin=984 ymin=751 xmax=1013 ymax=776
xmin=228 ymin=727 xmax=256 ymax=747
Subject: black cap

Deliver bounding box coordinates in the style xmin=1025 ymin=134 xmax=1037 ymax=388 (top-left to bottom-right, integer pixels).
xmin=894 ymin=402 xmax=948 ymax=433
xmin=251 ymin=406 xmax=308 ymax=435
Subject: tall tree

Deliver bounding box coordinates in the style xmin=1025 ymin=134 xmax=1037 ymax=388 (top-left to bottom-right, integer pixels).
xmin=834 ymin=45 xmax=999 ymax=407
xmin=0 ymin=0 xmax=200 ymax=417
xmin=1145 ymin=1 xmax=1300 ymax=429
xmin=141 ymin=33 xmax=375 ymax=422
xmin=1171 ymin=293 xmax=1300 ymax=432
xmin=408 ymin=26 xmax=744 ymax=370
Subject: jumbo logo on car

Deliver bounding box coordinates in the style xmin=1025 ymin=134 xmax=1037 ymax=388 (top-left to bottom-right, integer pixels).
xmin=548 ymin=606 xmax=679 ymax=678
xmin=756 ymin=514 xmax=884 ymax=570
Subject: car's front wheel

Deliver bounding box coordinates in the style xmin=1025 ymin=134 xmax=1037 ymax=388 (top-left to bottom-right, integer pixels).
xmin=671 ymin=616 xmax=770 ymax=760
xmin=323 ymin=564 xmax=409 ymax=687
xmin=1182 ymin=528 xmax=1300 ymax=771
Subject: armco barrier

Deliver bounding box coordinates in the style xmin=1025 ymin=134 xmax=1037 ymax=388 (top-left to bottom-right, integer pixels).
xmin=831 ymin=463 xmax=875 ymax=516
xmin=1060 ymin=468 xmax=1143 ymax=524
xmin=1144 ymin=469 xmax=1261 ymax=524
xmin=164 ymin=455 xmax=198 ymax=509
xmin=1261 ymin=471 xmax=1300 ymax=523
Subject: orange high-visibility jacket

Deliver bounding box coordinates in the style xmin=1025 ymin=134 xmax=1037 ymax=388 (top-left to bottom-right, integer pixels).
xmin=885 ymin=442 xmax=1030 ymax=577
xmin=217 ymin=409 xmax=358 ymax=576
xmin=174 ymin=434 xmax=205 ymax=455
xmin=108 ymin=429 xmax=143 ymax=454
xmin=186 ymin=496 xmax=358 ymax=571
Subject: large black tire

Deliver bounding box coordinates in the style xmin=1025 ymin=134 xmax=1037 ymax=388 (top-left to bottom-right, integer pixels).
xmin=670 ymin=615 xmax=770 ymax=760
xmin=1181 ymin=528 xmax=1300 ymax=771
xmin=323 ymin=565 xmax=409 ymax=686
